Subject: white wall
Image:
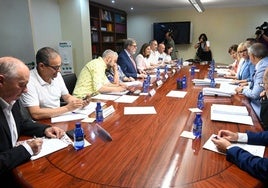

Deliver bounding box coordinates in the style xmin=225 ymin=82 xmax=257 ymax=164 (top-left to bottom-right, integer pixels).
xmin=127 ymin=6 xmax=268 ymax=64
xmin=58 ymin=0 xmax=91 ymax=74
xmin=30 ymin=0 xmax=62 ymax=52
xmin=0 ymin=0 xmax=35 ymax=63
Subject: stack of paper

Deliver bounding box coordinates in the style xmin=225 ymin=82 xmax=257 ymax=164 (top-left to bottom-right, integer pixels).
xmin=210 ymin=104 xmax=253 ymax=125
xmin=203 ymin=87 xmax=236 ymax=97
xmin=192 ymin=78 xmax=211 ymax=86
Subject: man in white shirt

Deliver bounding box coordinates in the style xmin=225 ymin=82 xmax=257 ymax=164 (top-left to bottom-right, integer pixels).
xmin=21 ymin=47 xmax=89 ymax=120
xmin=148 ymin=39 xmax=161 ymax=66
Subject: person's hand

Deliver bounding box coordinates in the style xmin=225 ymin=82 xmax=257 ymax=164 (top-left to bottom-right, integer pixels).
xmin=129 ymin=77 xmax=135 ymax=81
xmin=44 ymin=126 xmax=65 ymax=139
xmin=138 ymin=73 xmax=147 ymax=79
xmin=27 ymin=138 xmax=43 ymax=155
xmin=218 ymin=130 xmax=238 ymax=142
xmin=260 ymin=90 xmax=266 ymax=98
xmin=66 ymin=99 xmax=84 ymax=111
xmin=211 ymin=136 xmax=232 ymax=153
xmin=235 ymin=86 xmax=244 ymax=94
xmin=82 ymin=94 xmax=91 ymax=107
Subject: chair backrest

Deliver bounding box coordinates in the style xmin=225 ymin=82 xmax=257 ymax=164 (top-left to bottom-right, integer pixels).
xmin=62 ymin=73 xmax=77 ymax=95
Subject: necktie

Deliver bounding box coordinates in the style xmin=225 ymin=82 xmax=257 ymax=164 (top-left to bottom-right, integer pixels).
xmin=4 ymin=106 xmax=18 ymax=147
xmin=249 ymin=69 xmax=256 ymax=89
xmin=129 ymin=55 xmax=137 ymax=71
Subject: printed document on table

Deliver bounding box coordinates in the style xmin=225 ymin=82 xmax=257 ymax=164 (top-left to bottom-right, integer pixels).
xmin=91 ymin=94 xmax=120 ymax=101
xmin=203 ymin=134 xmax=265 ymax=157
xmin=115 ymin=95 xmax=139 ymax=103
xmin=51 ymin=102 xmax=105 ymax=123
xmin=210 ymin=104 xmax=253 ymax=125
xmin=166 ymin=90 xmax=187 ymax=98
xmin=124 ymin=106 xmax=157 ymax=115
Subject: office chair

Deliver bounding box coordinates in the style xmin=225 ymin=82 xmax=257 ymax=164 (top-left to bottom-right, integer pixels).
xmin=60 ymin=73 xmax=77 ymax=106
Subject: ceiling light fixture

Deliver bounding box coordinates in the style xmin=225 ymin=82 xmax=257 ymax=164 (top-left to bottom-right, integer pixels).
xmin=188 ymin=0 xmax=205 ymax=13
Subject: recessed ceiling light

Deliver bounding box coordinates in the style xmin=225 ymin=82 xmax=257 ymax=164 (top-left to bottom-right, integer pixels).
xmin=111 ymin=0 xmax=115 ymax=3
xmin=130 ymin=7 xmax=134 ymax=10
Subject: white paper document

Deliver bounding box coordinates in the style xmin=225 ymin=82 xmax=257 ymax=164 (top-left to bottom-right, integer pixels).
xmin=91 ymin=94 xmax=120 ymax=101
xmin=123 ymin=80 xmax=143 ymax=87
xmin=180 ymin=131 xmax=196 ymax=139
xmin=124 ymin=106 xmax=157 ymax=115
xmin=166 ymin=90 xmax=187 ymax=98
xmin=203 ymin=86 xmax=236 ymax=97
xmin=203 ymin=134 xmax=265 ymax=157
xmin=210 ymin=104 xmax=253 ymax=125
xmin=192 ymin=78 xmax=211 ymax=86
xmin=115 ymin=95 xmax=139 ymax=103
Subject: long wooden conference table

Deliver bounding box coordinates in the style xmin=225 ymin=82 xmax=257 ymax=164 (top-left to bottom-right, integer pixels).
xmin=14 ymin=63 xmax=266 ymax=187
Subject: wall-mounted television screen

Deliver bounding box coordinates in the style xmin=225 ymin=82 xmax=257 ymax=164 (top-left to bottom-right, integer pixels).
xmin=153 ymin=21 xmax=192 ymax=44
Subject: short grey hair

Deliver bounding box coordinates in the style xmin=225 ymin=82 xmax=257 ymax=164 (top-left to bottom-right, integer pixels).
xmin=123 ymin=38 xmax=136 ymax=49
xmin=248 ymin=43 xmax=268 ymax=59
xmin=102 ymin=49 xmax=118 ymax=58
xmin=0 ymin=56 xmax=25 ymax=79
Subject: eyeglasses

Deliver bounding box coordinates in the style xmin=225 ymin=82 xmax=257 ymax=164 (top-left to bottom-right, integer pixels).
xmin=238 ymin=49 xmax=247 ymax=54
xmin=258 ymin=82 xmax=268 ymax=87
xmin=44 ymin=64 xmax=61 ymax=71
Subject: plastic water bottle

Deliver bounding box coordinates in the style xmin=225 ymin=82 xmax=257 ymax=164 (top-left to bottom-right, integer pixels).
xmin=156 ymin=68 xmax=160 ymax=80
xmin=95 ymin=102 xmax=104 ymax=123
xmin=74 ymin=122 xmax=84 ymax=150
xmin=210 ymin=78 xmax=216 ymax=88
xmin=190 ymin=66 xmax=195 ymax=76
xmin=197 ymin=91 xmax=204 ymax=109
xmin=142 ymin=79 xmax=149 ymax=93
xmin=182 ymin=75 xmax=187 ymax=89
xmin=193 ymin=113 xmax=202 ymax=138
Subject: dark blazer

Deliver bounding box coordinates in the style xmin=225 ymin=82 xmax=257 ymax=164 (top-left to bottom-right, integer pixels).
xmin=0 ymin=100 xmax=50 ymax=175
xmin=117 ymin=50 xmax=138 ymax=78
xmin=226 ymin=131 xmax=268 ymax=182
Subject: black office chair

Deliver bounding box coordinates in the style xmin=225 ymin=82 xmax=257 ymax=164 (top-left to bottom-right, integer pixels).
xmin=60 ymin=73 xmax=77 ymax=106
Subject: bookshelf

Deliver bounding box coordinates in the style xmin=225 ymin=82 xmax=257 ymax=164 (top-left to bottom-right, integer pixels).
xmin=90 ymin=2 xmax=127 ymax=58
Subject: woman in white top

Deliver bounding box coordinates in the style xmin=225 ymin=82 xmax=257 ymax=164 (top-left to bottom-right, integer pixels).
xmin=135 ymin=43 xmax=153 ymax=73
xmin=164 ymin=45 xmax=173 ymax=64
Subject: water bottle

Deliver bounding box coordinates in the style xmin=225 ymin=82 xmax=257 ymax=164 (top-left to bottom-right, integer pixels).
xmin=197 ymin=91 xmax=204 ymax=109
xmin=147 ymin=74 xmax=151 ymax=85
xmin=210 ymin=78 xmax=216 ymax=88
xmin=156 ymin=68 xmax=160 ymax=80
xmin=95 ymin=102 xmax=104 ymax=123
xmin=193 ymin=113 xmax=202 ymax=138
xmin=142 ymin=79 xmax=149 ymax=93
xmin=182 ymin=75 xmax=187 ymax=89
xmin=74 ymin=122 xmax=84 ymax=150
xmin=190 ymin=66 xmax=195 ymax=76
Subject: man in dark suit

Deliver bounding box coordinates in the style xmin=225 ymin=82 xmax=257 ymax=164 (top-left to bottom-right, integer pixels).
xmin=0 ymin=56 xmax=65 ymax=186
xmin=212 ymin=129 xmax=268 ymax=182
xmin=117 ymin=38 xmax=146 ymax=79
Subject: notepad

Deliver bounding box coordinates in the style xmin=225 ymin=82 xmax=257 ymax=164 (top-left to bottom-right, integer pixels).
xmin=203 ymin=134 xmax=265 ymax=157
xmin=210 ymin=104 xmax=253 ymax=125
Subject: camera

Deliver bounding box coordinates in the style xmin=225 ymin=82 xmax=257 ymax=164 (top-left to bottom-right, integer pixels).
xmin=255 ymin=21 xmax=268 ymax=37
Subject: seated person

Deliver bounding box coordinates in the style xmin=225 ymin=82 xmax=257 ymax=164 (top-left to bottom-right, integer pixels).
xmin=20 ymin=47 xmax=89 ymax=120
xmin=148 ymin=39 xmax=162 ymax=66
xmin=117 ymin=38 xmax=147 ymax=79
xmin=235 ymin=43 xmax=268 ymax=118
xmin=0 ymin=56 xmax=65 ymax=186
xmin=212 ymin=129 xmax=268 ymax=182
xmin=136 ymin=43 xmax=155 ymax=73
xmin=228 ymin=42 xmax=255 ymax=86
xmin=73 ymin=49 xmax=128 ymax=99
xmin=105 ymin=61 xmax=135 ymax=84
xmin=226 ymin=44 xmax=239 ymax=76
xmin=164 ymin=45 xmax=174 ymax=64
xmin=259 ymin=67 xmax=268 ymax=130
xmin=156 ymin=43 xmax=166 ymax=64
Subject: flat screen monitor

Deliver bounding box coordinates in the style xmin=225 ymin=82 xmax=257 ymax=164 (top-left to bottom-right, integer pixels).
xmin=153 ymin=21 xmax=192 ymax=44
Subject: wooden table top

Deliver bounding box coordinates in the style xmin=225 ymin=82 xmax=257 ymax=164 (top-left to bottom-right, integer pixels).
xmin=14 ymin=63 xmax=265 ymax=188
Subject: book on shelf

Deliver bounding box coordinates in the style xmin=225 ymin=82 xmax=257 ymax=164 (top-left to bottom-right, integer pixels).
xmin=101 ymin=9 xmax=112 ymax=21
xmin=210 ymin=104 xmax=253 ymax=125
